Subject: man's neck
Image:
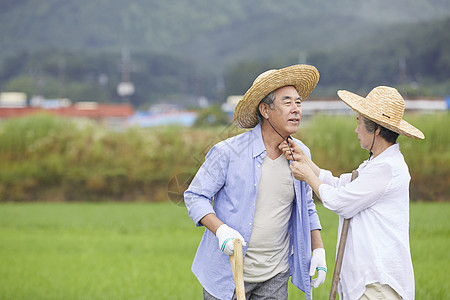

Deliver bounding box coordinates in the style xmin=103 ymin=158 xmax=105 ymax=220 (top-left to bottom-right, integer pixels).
xmin=261 ymin=121 xmax=286 ymax=160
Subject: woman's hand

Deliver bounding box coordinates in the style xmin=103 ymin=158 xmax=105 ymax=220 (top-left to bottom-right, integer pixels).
xmin=279 ymin=139 xmax=321 ymax=177
xmin=290 ymin=161 xmax=323 ymax=199
xmin=289 ymin=160 xmax=313 ymax=182
xmin=279 ymin=140 xmax=308 ymax=162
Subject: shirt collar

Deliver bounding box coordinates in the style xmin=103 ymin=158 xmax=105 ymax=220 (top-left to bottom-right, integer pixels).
xmin=251 ymin=123 xmax=266 ymax=158
xmin=369 ymin=143 xmax=399 ymax=163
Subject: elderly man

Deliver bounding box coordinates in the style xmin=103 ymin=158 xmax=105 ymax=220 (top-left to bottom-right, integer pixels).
xmin=184 ymin=65 xmax=326 ymax=300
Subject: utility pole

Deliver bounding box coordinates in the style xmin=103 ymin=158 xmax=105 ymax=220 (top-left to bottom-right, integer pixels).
xmin=58 ymin=55 xmax=66 ymax=99
xmin=117 ymin=47 xmax=135 ymax=103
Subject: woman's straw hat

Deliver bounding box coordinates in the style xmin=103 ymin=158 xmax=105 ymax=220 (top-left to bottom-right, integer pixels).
xmin=233 ymin=64 xmax=320 ymax=128
xmin=338 ymin=86 xmax=425 ymax=139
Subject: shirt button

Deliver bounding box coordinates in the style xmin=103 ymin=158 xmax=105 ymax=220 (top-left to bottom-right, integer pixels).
xmin=249 ymin=223 xmax=252 ymax=226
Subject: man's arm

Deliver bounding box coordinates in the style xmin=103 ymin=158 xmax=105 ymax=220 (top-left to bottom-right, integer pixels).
xmin=200 ymin=213 xmax=224 ymax=235
xmin=311 ymin=229 xmax=324 ymax=250
xmin=184 ymin=143 xmax=229 ymax=226
xmin=200 ymin=213 xmax=246 ymax=255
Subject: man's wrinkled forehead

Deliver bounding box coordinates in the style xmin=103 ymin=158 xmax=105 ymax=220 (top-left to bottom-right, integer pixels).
xmin=273 ymin=85 xmax=301 ymax=101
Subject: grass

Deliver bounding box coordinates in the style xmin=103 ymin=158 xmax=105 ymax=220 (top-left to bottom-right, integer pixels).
xmin=0 ymin=202 xmax=449 ymax=299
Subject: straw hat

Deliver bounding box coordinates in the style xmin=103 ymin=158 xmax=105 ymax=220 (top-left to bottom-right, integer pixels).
xmin=233 ymin=64 xmax=320 ymax=128
xmin=338 ymin=86 xmax=425 ymax=139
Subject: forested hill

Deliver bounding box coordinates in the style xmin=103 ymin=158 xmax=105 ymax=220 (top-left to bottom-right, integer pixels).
xmin=1 ymin=1 xmax=449 ymax=104
xmin=1 ymin=0 xmax=450 ymax=68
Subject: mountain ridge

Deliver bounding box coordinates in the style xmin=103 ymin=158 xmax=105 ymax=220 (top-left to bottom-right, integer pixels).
xmin=1 ymin=0 xmax=450 ymax=68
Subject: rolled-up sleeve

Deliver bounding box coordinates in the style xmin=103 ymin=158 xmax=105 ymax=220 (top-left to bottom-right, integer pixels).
xmin=319 ymin=169 xmax=352 ymax=187
xmin=184 ymin=143 xmax=229 ymax=226
xmin=319 ymin=163 xmax=392 ymax=219
xmin=306 ymin=182 xmax=322 ymax=231
xmin=299 ymin=144 xmax=322 ymax=231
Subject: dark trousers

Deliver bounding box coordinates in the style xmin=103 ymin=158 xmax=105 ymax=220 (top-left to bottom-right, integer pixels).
xmin=203 ymin=271 xmax=290 ymax=300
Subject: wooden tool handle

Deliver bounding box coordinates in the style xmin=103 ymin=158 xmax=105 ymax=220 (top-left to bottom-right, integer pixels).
xmin=229 ymin=239 xmax=245 ymax=300
xmin=329 ymin=170 xmax=358 ymax=300
xmin=329 ymin=218 xmax=350 ymax=299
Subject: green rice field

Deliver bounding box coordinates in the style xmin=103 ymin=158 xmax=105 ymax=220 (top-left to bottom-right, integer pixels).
xmin=0 ymin=202 xmax=449 ymax=299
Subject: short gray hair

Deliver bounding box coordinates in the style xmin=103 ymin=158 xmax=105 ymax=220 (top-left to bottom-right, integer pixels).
xmin=257 ymin=92 xmax=275 ymax=123
xmin=361 ymin=115 xmax=399 ymax=144
xmin=361 ymin=116 xmax=378 ymax=133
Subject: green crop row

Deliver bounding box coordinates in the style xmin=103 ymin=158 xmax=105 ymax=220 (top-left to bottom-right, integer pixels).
xmin=0 ymin=112 xmax=448 ymax=202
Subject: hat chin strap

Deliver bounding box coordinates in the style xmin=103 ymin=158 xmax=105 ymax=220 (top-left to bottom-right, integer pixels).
xmin=368 ymin=132 xmax=376 ymax=159
xmin=267 ymin=118 xmax=287 ymax=140
xmin=267 ymin=118 xmax=296 ymax=161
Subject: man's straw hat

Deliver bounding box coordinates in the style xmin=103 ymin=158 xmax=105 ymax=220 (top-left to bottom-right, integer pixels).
xmin=233 ymin=64 xmax=320 ymax=128
xmin=338 ymin=86 xmax=425 ymax=139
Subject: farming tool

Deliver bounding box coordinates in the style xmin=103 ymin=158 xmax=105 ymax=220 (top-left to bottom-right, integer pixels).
xmin=329 ymin=170 xmax=358 ymax=300
xmin=229 ymin=239 xmax=245 ymax=300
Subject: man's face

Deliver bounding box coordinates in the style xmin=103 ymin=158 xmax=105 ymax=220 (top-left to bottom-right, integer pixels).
xmin=265 ymin=86 xmax=302 ymax=137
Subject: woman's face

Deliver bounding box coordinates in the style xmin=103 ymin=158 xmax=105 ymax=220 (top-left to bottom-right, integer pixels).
xmin=355 ymin=114 xmax=374 ymax=151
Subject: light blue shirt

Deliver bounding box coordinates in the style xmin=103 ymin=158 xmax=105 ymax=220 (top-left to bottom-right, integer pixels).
xmin=184 ymin=123 xmax=322 ymax=300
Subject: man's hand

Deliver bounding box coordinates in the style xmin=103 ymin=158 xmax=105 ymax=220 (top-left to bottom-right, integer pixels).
xmin=215 ymin=224 xmax=246 ymax=255
xmin=310 ymin=248 xmax=327 ymax=288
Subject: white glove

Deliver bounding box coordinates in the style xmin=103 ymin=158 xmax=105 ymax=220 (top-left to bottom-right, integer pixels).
xmin=310 ymin=248 xmax=327 ymax=288
xmin=215 ymin=224 xmax=246 ymax=255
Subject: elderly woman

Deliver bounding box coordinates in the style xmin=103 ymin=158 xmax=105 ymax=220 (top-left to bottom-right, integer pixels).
xmin=279 ymin=86 xmax=424 ymax=300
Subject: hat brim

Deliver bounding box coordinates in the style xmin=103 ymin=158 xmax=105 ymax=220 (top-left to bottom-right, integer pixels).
xmin=233 ymin=65 xmax=320 ymax=128
xmin=338 ymin=90 xmax=425 ymax=139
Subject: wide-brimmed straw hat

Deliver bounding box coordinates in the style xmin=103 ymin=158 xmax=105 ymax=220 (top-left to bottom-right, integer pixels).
xmin=338 ymin=86 xmax=425 ymax=139
xmin=233 ymin=64 xmax=320 ymax=128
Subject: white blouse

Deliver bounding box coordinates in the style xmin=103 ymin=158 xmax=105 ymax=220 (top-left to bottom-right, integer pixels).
xmin=319 ymin=143 xmax=415 ymax=300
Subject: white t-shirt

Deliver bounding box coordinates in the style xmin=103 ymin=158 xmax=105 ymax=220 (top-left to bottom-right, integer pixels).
xmin=319 ymin=144 xmax=414 ymax=300
xmin=243 ymin=154 xmax=294 ymax=282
